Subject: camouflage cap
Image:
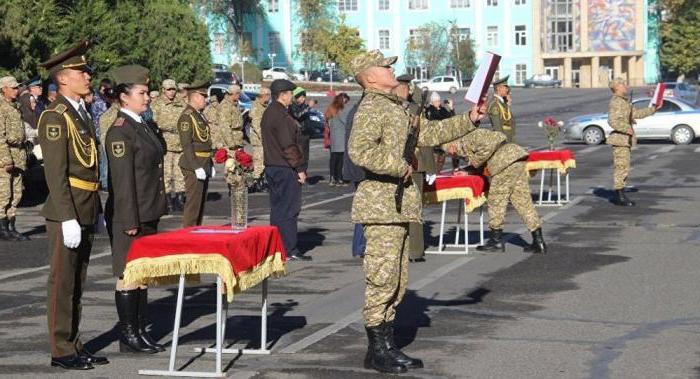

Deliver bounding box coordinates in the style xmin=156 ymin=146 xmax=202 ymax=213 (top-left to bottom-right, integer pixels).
xmin=349 ymin=49 xmax=398 ymax=77
xmin=609 ymin=77 xmax=626 ymax=89
xmin=177 ymin=82 xmax=190 ymax=90
xmin=161 ymin=79 xmax=177 ymax=90
xmin=150 ymin=91 xmax=159 ymax=98
xmin=0 ymin=76 xmax=20 ymax=89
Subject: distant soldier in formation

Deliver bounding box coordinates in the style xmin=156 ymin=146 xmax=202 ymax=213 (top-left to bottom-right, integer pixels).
xmin=348 ymin=49 xmax=483 ymax=374
xmin=177 ymin=82 xmax=189 ymax=103
xmin=444 ymin=128 xmax=547 ymax=254
xmin=488 ymin=76 xmax=516 ymax=143
xmin=606 ymin=78 xmax=658 ymax=206
xmin=151 ymin=79 xmax=186 ymax=212
xmin=249 ymin=87 xmax=271 ymax=191
xmin=38 ymin=39 xmax=108 ymax=370
xmin=216 ymin=84 xmax=247 ymax=212
xmin=0 ymin=76 xmax=30 ymax=241
xmin=177 ymin=81 xmax=214 ymax=227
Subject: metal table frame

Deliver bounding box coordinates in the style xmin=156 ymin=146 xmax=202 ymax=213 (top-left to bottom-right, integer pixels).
xmin=139 ymin=274 xmax=270 ymax=378
xmin=426 ymin=199 xmax=485 ymax=255
xmin=536 ymin=168 xmax=571 ymax=206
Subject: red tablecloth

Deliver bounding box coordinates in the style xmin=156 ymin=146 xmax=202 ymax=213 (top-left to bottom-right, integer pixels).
xmin=423 ymin=174 xmax=487 ymax=212
xmin=123 ymin=225 xmax=286 ymax=302
xmin=527 ymin=149 xmax=576 ymax=174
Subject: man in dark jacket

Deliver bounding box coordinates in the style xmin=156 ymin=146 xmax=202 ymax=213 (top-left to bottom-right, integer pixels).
xmin=262 ymin=79 xmax=311 ymax=261
xmin=288 ymin=87 xmax=311 ymax=173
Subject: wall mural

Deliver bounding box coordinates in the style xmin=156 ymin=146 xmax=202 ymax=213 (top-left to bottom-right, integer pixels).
xmin=589 ymin=0 xmax=636 ymax=51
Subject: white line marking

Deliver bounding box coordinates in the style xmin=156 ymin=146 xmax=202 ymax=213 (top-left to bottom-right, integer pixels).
xmin=654 ymin=145 xmax=675 ymax=154
xmin=694 ymin=147 xmax=700 ymax=153
xmin=579 ymin=145 xmax=603 ymax=154
xmin=648 ymin=155 xmax=658 ymax=160
xmin=0 ymin=193 xmax=356 ymax=282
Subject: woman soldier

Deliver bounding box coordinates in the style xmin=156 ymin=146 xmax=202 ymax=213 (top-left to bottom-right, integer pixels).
xmin=105 ymin=65 xmax=166 ymax=353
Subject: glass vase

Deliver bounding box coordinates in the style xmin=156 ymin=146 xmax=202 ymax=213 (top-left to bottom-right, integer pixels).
xmin=230 ymin=184 xmax=248 ymax=230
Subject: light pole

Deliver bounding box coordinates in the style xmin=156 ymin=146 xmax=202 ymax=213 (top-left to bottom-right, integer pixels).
xmin=239 ymin=56 xmax=249 ymax=84
xmin=268 ymin=53 xmax=276 ymax=70
xmin=325 ymin=62 xmax=336 ymax=92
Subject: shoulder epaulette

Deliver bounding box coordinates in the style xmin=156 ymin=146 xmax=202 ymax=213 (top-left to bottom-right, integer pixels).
xmin=113 ymin=117 xmax=125 ymax=127
xmin=52 ymin=103 xmax=68 ymax=114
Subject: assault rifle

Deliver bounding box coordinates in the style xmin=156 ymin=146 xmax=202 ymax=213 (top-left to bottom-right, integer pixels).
xmin=395 ymin=88 xmax=429 ymax=213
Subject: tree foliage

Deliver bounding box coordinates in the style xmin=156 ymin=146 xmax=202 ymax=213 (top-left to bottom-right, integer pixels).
xmin=195 ymin=0 xmax=264 ymax=61
xmin=659 ymin=0 xmax=700 ymax=77
xmin=0 ymin=0 xmax=212 ymax=85
xmin=404 ymin=22 xmax=449 ymax=76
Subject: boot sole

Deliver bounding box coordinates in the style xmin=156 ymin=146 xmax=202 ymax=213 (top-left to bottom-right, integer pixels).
xmin=50 ymin=361 xmax=94 ymax=370
xmin=364 ymin=361 xmax=408 ymax=374
xmin=119 ymin=342 xmax=159 ymax=354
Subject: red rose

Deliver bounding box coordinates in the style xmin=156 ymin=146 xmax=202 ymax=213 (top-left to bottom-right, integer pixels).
xmin=214 ymin=149 xmax=229 ymax=164
xmin=234 ymin=149 xmax=253 ymax=169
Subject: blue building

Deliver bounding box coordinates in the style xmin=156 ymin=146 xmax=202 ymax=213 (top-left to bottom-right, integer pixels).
xmin=202 ymin=0 xmax=659 ymax=88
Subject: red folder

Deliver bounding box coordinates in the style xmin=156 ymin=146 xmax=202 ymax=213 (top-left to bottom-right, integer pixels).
xmin=649 ymin=83 xmax=665 ymax=107
xmin=464 ymin=52 xmax=502 ymax=106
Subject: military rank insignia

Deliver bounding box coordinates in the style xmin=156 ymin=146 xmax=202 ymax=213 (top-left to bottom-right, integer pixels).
xmin=111 ymin=141 xmax=125 ymax=157
xmin=180 ymin=121 xmax=190 ymax=131
xmin=47 ymin=125 xmax=61 ymax=141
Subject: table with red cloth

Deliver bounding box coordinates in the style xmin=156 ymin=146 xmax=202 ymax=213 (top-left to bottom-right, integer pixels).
xmin=123 ymin=225 xmax=287 ymax=378
xmin=422 ymin=174 xmax=487 ymax=254
xmin=526 ymin=149 xmax=577 ymax=205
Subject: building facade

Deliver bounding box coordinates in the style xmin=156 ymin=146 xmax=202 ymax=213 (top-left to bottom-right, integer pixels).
xmin=203 ymin=0 xmax=659 ymax=88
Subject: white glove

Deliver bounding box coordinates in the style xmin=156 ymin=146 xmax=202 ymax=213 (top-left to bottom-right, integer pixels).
xmin=426 ymin=174 xmax=437 ymax=185
xmin=210 ymin=166 xmax=216 ymax=178
xmin=61 ymin=219 xmax=82 ymax=249
xmin=195 ymin=167 xmax=207 ymax=180
xmin=94 ymin=213 xmax=106 ymax=233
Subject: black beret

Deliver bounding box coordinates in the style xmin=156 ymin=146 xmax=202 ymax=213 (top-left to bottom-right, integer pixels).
xmin=270 ymin=79 xmax=296 ymax=95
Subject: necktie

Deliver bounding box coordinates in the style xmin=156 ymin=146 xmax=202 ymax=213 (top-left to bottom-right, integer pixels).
xmin=78 ymin=104 xmax=91 ymax=125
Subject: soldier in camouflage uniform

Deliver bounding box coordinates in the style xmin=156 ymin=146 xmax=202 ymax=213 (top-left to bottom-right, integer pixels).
xmin=99 ymin=104 xmax=119 ymax=148
xmin=606 ymin=78 xmax=657 ymax=206
xmin=216 ymin=84 xmax=247 ymax=210
xmin=250 ymin=87 xmax=270 ymax=190
xmin=177 ymin=82 xmax=189 ymax=104
xmin=152 ymin=79 xmax=186 ymax=212
xmin=488 ymin=76 xmax=516 ymax=143
xmin=0 ymin=76 xmax=29 ymax=241
xmin=348 ymin=49 xmax=484 ymax=374
xmin=444 ymin=128 xmax=547 ymax=254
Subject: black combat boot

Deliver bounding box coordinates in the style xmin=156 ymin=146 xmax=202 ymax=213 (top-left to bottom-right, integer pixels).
xmin=364 ymin=325 xmax=407 ymax=374
xmin=115 ymin=290 xmax=158 ymax=354
xmin=166 ymin=194 xmax=176 ymax=214
xmin=523 ymin=228 xmax=547 ymax=254
xmin=476 ymin=229 xmax=505 ymax=252
xmin=175 ymin=192 xmax=186 ymax=212
xmin=0 ymin=218 xmax=13 ymax=241
xmin=617 ymin=189 xmax=635 ymax=206
xmin=382 ymin=321 xmax=423 ymax=369
xmin=8 ymin=218 xmax=29 ymax=241
xmin=137 ymin=288 xmax=166 ymax=352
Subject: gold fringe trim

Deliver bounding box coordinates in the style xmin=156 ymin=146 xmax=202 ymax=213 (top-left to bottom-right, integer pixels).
xmin=526 ymin=159 xmax=576 ymax=174
xmin=423 ymin=188 xmax=487 ymax=212
xmin=123 ymin=252 xmax=286 ymax=302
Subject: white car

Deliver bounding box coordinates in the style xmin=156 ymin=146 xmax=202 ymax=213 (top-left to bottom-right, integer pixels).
xmin=262 ymin=67 xmax=290 ymax=80
xmin=420 ymin=76 xmax=460 ymax=94
xmin=662 ymin=82 xmax=698 ymax=104
xmin=563 ymin=97 xmax=700 ymax=145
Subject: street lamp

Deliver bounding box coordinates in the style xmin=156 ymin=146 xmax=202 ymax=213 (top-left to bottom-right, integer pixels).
xmin=239 ymin=56 xmax=249 ymax=84
xmin=268 ymin=53 xmax=276 ymax=69
xmin=325 ymin=62 xmax=336 ymax=92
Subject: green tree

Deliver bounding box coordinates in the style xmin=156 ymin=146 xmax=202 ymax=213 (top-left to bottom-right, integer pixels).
xmin=322 ymin=16 xmax=365 ymax=75
xmin=296 ymin=0 xmax=335 ymax=70
xmin=659 ymin=0 xmax=700 ymax=77
xmin=195 ymin=0 xmax=264 ymax=62
xmin=404 ymin=22 xmax=450 ymax=77
xmin=448 ymin=24 xmax=476 ymax=82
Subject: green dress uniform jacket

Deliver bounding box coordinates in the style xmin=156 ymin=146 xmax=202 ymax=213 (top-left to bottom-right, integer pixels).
xmin=177 ymin=105 xmax=213 ymax=173
xmin=488 ymin=96 xmax=516 ymax=142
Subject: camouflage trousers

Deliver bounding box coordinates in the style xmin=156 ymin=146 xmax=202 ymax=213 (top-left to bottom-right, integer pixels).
xmin=612 ymin=146 xmax=631 ymax=190
xmin=252 ymin=146 xmax=265 ymax=178
xmin=0 ymin=170 xmax=23 ymax=219
xmin=164 ymin=151 xmax=185 ymax=193
xmin=487 ymin=161 xmax=541 ymax=232
xmin=363 ymin=223 xmax=409 ymax=327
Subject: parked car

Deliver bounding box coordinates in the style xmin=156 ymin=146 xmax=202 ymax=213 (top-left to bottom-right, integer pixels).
xmin=307 ymin=108 xmax=326 ymax=138
xmin=524 ymin=74 xmax=562 ymax=88
xmin=262 ymin=67 xmax=290 ymax=80
xmin=563 ymin=97 xmax=699 ymax=145
xmin=662 ymin=82 xmax=698 ymax=104
xmin=315 ymin=69 xmax=351 ymax=83
xmin=208 ymin=83 xmax=253 ymax=114
xmin=419 ymin=76 xmax=460 ymax=94
xmin=212 ymin=70 xmax=237 ymax=85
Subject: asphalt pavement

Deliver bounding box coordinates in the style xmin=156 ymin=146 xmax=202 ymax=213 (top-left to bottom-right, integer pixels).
xmin=1 ymin=88 xmax=700 ymax=378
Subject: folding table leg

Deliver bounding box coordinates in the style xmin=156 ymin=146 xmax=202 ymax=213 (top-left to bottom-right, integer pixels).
xmin=479 ymin=206 xmax=485 ymax=245
xmin=464 ymin=206 xmax=469 ymax=254
xmin=539 ymin=169 xmax=545 ymax=205
xmin=454 ymin=200 xmax=461 ymax=246
xmin=168 ymin=274 xmax=185 ymax=372
xmin=215 ymin=277 xmax=223 ymax=375
xmin=260 ymin=279 xmax=268 ymax=351
xmin=566 ymin=173 xmax=570 ymax=202
xmin=547 ymin=169 xmax=553 ymax=203
xmin=557 ymin=171 xmax=562 ymax=205
xmin=438 ymin=201 xmax=446 ymax=253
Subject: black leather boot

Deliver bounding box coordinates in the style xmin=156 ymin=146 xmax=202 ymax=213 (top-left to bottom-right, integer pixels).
xmin=523 ymin=228 xmax=547 ymax=254
xmin=8 ymin=217 xmax=29 ymax=241
xmin=382 ymin=321 xmax=423 ymax=369
xmin=137 ymin=288 xmax=165 ymax=352
xmin=175 ymin=192 xmax=186 ymax=212
xmin=476 ymin=229 xmax=505 ymax=252
xmin=0 ymin=218 xmax=13 ymax=241
xmin=115 ymin=290 xmax=158 ymax=354
xmin=613 ymin=189 xmax=634 ymax=206
xmin=364 ymin=325 xmax=407 ymax=374
xmin=166 ymin=194 xmax=176 ymax=214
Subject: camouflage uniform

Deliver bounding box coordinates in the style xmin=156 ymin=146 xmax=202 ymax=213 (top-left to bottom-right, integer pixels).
xmin=449 ymin=128 xmax=541 ymax=232
xmin=151 ymin=95 xmax=186 ymax=194
xmin=0 ymin=95 xmax=27 ymax=220
xmin=349 ymin=88 xmax=477 ymax=327
xmin=488 ymin=96 xmax=515 ymax=143
xmin=606 ymin=94 xmax=655 ymax=190
xmin=249 ymin=98 xmax=267 ymax=178
xmin=217 ymin=97 xmax=247 ymax=209
xmin=98 ymin=105 xmax=118 ymax=146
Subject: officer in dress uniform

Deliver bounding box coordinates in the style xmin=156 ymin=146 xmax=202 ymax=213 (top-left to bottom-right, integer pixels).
xmin=104 ymin=65 xmax=167 ymax=354
xmin=177 ymin=81 xmax=214 ymax=227
xmin=37 ymin=39 xmax=109 ymax=370
xmin=488 ymin=76 xmax=516 ymax=142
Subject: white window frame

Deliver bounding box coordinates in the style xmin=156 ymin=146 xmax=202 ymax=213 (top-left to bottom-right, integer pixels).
xmin=514 ymin=25 xmax=527 ymax=46
xmin=487 ymin=26 xmax=498 ymax=47
xmin=515 ymin=63 xmax=527 ymax=85
xmin=378 ymin=0 xmax=391 ymax=11
xmin=450 ymin=0 xmax=470 ymax=8
xmin=378 ymin=29 xmax=391 ymax=50
xmin=457 ymin=27 xmax=471 ymax=41
xmin=268 ymin=0 xmax=279 ymax=12
xmin=337 ymin=0 xmax=358 ymax=11
xmin=408 ymin=0 xmax=429 ymax=10
xmin=268 ymin=32 xmax=280 ymax=54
